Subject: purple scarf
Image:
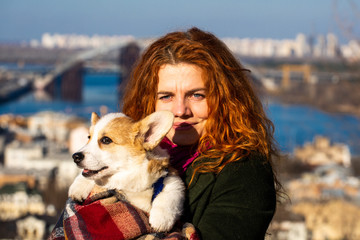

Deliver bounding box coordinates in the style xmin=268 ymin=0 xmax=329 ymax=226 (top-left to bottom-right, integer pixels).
xmin=159 ymin=137 xmax=200 ymax=176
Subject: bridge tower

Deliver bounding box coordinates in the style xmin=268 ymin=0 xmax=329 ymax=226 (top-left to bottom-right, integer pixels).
xmin=118 ymin=42 xmax=141 ymax=97
xmin=46 ymin=62 xmax=83 ymax=101
xmin=281 ymin=64 xmax=312 ymax=89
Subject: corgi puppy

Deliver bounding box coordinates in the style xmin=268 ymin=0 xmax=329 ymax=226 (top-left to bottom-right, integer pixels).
xmin=68 ymin=111 xmax=185 ymax=232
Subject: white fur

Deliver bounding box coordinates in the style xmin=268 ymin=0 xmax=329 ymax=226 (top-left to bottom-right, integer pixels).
xmin=150 ymin=174 xmax=185 ymax=231
xmin=68 ymin=111 xmax=185 ymax=232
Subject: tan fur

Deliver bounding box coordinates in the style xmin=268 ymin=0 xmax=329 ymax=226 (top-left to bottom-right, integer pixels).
xmin=148 ymin=158 xmax=169 ymax=174
xmin=91 ymin=112 xmax=100 ymax=125
xmin=68 ymin=111 xmax=184 ymax=232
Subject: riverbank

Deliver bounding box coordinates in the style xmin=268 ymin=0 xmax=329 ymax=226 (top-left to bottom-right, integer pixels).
xmin=267 ymin=80 xmax=360 ymax=118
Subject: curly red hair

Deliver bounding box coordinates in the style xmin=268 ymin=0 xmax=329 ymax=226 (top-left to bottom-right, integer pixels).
xmin=122 ymin=27 xmax=278 ymax=179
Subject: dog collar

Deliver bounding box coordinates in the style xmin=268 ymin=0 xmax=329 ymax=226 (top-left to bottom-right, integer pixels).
xmin=151 ymin=171 xmax=168 ymax=202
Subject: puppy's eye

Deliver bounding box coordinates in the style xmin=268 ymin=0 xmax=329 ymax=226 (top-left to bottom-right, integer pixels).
xmin=88 ymin=135 xmax=91 ymax=139
xmin=100 ymin=136 xmax=112 ymax=144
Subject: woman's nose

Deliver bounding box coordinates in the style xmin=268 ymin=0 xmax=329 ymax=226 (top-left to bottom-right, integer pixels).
xmin=172 ymin=98 xmax=190 ymax=117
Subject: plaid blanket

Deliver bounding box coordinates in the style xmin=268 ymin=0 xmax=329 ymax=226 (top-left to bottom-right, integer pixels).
xmin=49 ymin=186 xmax=199 ymax=240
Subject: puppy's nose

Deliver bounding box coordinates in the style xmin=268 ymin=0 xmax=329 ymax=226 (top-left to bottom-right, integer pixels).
xmin=72 ymin=152 xmax=84 ymax=164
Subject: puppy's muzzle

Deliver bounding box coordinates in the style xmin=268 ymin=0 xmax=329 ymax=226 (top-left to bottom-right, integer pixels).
xmin=72 ymin=152 xmax=84 ymax=164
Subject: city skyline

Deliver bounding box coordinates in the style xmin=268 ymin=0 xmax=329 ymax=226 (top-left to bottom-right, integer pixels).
xmin=0 ymin=0 xmax=356 ymax=43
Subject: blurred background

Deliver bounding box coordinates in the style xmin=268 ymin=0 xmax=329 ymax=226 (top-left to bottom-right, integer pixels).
xmin=0 ymin=0 xmax=360 ymax=239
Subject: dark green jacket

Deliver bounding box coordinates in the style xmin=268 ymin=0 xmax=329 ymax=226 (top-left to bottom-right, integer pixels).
xmin=183 ymin=153 xmax=276 ymax=240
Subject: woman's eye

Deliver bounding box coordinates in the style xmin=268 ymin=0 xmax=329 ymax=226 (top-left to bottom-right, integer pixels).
xmin=158 ymin=95 xmax=172 ymax=101
xmin=100 ymin=137 xmax=112 ymax=144
xmin=191 ymin=93 xmax=205 ymax=100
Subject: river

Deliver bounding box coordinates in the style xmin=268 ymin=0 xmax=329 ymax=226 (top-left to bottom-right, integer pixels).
xmin=1 ymin=71 xmax=360 ymax=156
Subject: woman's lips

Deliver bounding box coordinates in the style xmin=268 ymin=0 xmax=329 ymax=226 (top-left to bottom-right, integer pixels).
xmin=173 ymin=122 xmax=196 ymax=130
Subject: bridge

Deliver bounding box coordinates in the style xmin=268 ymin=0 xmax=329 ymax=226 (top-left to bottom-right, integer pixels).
xmin=34 ymin=39 xmax=146 ymax=89
xmin=32 ymin=39 xmax=145 ymax=101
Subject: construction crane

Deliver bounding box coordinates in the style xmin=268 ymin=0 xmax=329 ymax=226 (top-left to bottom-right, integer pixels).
xmin=332 ymin=0 xmax=360 ymax=42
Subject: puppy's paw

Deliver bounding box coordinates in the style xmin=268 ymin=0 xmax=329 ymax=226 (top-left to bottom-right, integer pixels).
xmin=149 ymin=206 xmax=176 ymax=232
xmin=68 ymin=185 xmax=91 ymax=202
xmin=68 ymin=175 xmax=94 ymax=202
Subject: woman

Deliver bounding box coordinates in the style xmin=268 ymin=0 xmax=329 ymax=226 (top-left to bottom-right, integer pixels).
xmin=122 ymin=27 xmax=281 ymax=239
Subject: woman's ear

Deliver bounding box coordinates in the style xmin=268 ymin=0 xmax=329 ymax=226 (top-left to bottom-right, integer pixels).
xmin=138 ymin=111 xmax=174 ymax=150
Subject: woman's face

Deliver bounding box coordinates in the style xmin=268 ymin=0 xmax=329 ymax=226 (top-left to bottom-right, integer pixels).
xmin=155 ymin=63 xmax=209 ymax=146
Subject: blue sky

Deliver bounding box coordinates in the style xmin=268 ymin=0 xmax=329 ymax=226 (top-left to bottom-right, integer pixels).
xmin=0 ymin=0 xmax=354 ymax=43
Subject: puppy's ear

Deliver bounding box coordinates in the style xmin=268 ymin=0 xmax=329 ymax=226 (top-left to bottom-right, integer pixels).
xmin=91 ymin=112 xmax=100 ymax=126
xmin=138 ymin=111 xmax=174 ymax=150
